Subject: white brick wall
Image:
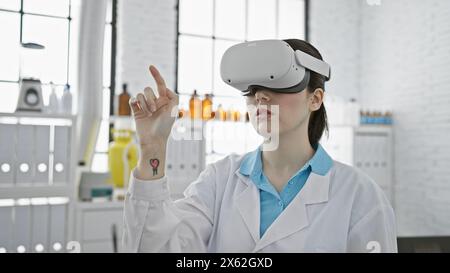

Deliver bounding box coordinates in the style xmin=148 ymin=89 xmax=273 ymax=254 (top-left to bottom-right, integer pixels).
xmin=311 ymin=0 xmax=450 ymax=236
xmin=116 ymin=0 xmax=178 ymax=97
xmin=309 ymin=0 xmax=361 ymax=101
xmin=359 ymin=0 xmax=450 ymax=236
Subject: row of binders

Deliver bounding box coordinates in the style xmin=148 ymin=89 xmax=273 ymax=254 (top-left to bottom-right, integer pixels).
xmin=0 ymin=123 xmax=71 ymax=186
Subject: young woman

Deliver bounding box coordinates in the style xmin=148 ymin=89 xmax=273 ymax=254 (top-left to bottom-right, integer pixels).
xmin=122 ymin=39 xmax=397 ymax=253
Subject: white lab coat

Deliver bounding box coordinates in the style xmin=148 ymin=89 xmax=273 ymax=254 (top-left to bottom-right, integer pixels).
xmin=122 ymin=153 xmax=397 ymax=253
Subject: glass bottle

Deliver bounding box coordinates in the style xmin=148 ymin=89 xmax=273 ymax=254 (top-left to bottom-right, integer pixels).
xmin=48 ymin=81 xmax=59 ymax=114
xmin=189 ymin=90 xmax=202 ymax=119
xmin=216 ymin=104 xmax=227 ymax=121
xmin=118 ymin=83 xmax=131 ymax=116
xmin=202 ymin=94 xmax=213 ymax=120
xmin=232 ymin=109 xmax=241 ymax=122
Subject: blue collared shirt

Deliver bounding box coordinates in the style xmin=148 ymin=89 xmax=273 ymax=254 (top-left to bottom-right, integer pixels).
xmin=239 ymin=144 xmax=333 ymax=238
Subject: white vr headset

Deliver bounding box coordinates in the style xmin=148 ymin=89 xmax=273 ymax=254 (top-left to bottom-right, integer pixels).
xmin=220 ymin=39 xmax=331 ymax=95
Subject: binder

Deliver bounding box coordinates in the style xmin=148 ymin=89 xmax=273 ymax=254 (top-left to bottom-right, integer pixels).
xmin=0 ymin=124 xmax=16 ymax=186
xmin=31 ymin=202 xmax=49 ymax=253
xmin=12 ymin=203 xmax=31 ymax=253
xmin=15 ymin=125 xmax=34 ymax=185
xmin=49 ymin=204 xmax=66 ymax=253
xmin=0 ymin=204 xmax=13 ymax=252
xmin=34 ymin=125 xmax=50 ymax=185
xmin=53 ymin=126 xmax=70 ymax=184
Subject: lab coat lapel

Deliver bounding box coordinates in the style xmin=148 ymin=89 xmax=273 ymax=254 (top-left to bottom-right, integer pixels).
xmin=254 ymin=171 xmax=331 ymax=252
xmin=235 ymin=171 xmax=260 ymax=243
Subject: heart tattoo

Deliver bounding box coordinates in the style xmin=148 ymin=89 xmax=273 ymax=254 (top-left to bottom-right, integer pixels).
xmin=149 ymin=158 xmax=160 ymax=176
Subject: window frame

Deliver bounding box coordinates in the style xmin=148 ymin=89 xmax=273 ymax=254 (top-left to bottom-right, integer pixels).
xmin=0 ymin=0 xmax=73 ymax=88
xmin=175 ymin=0 xmax=309 ymax=94
xmin=175 ymin=0 xmax=309 ymax=161
xmin=91 ymin=0 xmax=118 ymax=172
xmin=0 ymin=0 xmax=118 ymax=171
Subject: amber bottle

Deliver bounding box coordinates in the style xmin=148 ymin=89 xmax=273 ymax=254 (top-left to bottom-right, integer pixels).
xmin=118 ymin=83 xmax=131 ymax=116
xmin=189 ymin=90 xmax=202 ymax=119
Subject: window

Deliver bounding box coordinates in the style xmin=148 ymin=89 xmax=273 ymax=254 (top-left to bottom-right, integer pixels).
xmin=92 ymin=0 xmax=117 ymax=173
xmin=177 ymin=0 xmax=306 ymax=164
xmin=0 ymin=0 xmax=76 ymax=112
xmin=0 ymin=0 xmax=117 ymax=172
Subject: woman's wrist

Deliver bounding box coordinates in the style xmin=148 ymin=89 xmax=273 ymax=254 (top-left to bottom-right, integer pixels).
xmin=135 ymin=140 xmax=168 ymax=181
xmin=138 ymin=135 xmax=168 ymax=148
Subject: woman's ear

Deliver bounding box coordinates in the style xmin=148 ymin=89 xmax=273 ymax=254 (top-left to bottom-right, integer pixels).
xmin=309 ymin=88 xmax=324 ymax=111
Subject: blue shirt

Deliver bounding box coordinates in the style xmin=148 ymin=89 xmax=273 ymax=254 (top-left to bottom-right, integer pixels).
xmin=239 ymin=144 xmax=333 ymax=238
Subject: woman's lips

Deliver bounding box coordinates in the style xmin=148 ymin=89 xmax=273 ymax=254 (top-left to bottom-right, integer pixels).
xmin=256 ymin=108 xmax=272 ymax=118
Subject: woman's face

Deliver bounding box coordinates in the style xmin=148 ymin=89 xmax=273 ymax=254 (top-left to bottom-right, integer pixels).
xmin=245 ymin=88 xmax=321 ymax=138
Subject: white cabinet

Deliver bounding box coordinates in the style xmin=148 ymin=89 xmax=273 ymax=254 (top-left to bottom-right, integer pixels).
xmin=75 ymin=202 xmax=124 ymax=253
xmin=321 ymin=125 xmax=394 ymax=205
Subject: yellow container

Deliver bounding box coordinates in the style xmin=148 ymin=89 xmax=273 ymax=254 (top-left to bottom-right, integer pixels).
xmin=108 ymin=129 xmax=138 ymax=188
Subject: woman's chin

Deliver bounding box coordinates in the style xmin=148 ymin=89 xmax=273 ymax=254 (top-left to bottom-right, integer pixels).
xmin=250 ymin=118 xmax=282 ymax=138
xmin=256 ymin=124 xmax=281 ymax=138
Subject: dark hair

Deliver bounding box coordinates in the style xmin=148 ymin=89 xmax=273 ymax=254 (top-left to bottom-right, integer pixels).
xmin=284 ymin=39 xmax=329 ymax=147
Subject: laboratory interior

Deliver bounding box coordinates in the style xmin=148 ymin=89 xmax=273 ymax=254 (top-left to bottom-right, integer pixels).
xmin=0 ymin=0 xmax=450 ymax=253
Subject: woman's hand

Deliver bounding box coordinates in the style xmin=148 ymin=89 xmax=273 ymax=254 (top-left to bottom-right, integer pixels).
xmin=130 ymin=65 xmax=178 ymax=180
xmin=129 ymin=65 xmax=179 ymax=147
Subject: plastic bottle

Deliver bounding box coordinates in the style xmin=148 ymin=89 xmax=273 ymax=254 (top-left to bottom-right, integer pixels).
xmin=367 ymin=110 xmax=374 ymax=124
xmin=360 ymin=110 xmax=366 ymax=125
xmin=108 ymin=118 xmax=138 ymax=188
xmin=61 ymin=84 xmax=72 ymax=114
xmin=386 ymin=111 xmax=393 ymax=125
xmin=48 ymin=82 xmax=59 ymax=114
xmin=376 ymin=111 xmax=382 ymax=124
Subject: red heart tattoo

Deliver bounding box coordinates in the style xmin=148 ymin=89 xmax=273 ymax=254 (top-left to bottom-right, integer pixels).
xmin=150 ymin=159 xmax=160 ymax=169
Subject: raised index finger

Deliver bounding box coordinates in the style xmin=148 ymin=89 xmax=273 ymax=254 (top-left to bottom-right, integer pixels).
xmin=149 ymin=65 xmax=167 ymax=98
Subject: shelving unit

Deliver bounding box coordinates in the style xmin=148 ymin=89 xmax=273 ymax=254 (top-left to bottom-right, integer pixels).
xmin=0 ymin=114 xmax=256 ymax=253
xmin=0 ymin=112 xmax=77 ymax=253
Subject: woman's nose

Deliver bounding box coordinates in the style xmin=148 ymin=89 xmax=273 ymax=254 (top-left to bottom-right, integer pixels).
xmin=255 ymin=90 xmax=270 ymax=103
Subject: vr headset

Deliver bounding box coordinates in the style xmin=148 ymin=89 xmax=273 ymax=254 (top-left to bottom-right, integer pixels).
xmin=220 ymin=39 xmax=331 ymax=95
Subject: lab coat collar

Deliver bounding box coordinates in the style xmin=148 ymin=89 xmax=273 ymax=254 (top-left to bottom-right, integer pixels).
xmin=239 ymin=144 xmax=333 ymax=177
xmin=234 ymin=164 xmax=332 ymax=251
